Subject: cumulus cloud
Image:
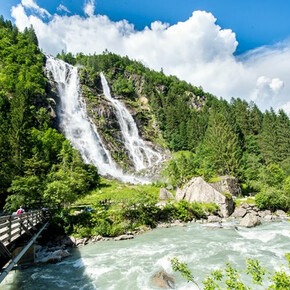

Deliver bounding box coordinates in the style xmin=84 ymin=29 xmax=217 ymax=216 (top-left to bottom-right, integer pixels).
xmin=57 ymin=4 xmax=71 ymax=14
xmin=21 ymin=0 xmax=51 ymax=17
xmin=252 ymin=76 xmax=284 ymax=103
xmin=10 ymin=2 xmax=290 ymax=114
xmin=83 ymin=0 xmax=95 ymax=17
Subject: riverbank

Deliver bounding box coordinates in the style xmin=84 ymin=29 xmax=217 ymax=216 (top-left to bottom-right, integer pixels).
xmin=34 ymin=204 xmax=289 ymax=265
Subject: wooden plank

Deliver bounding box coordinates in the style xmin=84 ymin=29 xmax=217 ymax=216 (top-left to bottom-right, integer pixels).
xmin=0 ymin=220 xmax=10 ymax=229
xmin=0 ymin=228 xmax=10 ymax=237
xmin=0 ymin=216 xmax=9 ymax=223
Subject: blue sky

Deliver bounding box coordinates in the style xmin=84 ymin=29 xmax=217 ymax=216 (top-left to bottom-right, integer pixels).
xmin=1 ymin=0 xmax=290 ymax=112
xmin=2 ymin=0 xmax=290 ymax=54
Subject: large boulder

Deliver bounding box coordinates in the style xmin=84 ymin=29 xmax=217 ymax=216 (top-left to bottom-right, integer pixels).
xmin=152 ymin=270 xmax=175 ymax=289
xmin=210 ymin=176 xmax=242 ymax=197
xmin=240 ymin=213 xmax=261 ymax=228
xmin=176 ymin=177 xmax=234 ymax=217
xmin=159 ymin=188 xmax=174 ymax=201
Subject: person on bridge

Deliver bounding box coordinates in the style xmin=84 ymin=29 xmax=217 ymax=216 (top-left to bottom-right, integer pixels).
xmin=16 ymin=206 xmax=24 ymax=215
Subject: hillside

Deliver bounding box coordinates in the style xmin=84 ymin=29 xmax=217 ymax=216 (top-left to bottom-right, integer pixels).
xmin=0 ymin=18 xmax=289 ymax=213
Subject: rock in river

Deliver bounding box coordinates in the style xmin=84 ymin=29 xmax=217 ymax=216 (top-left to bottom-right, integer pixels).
xmin=152 ymin=270 xmax=175 ymax=289
xmin=240 ymin=213 xmax=261 ymax=228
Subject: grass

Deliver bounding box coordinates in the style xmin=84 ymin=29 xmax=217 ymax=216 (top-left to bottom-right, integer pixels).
xmin=74 ymin=177 xmax=160 ymax=208
xmin=173 ymin=150 xmax=194 ymax=159
xmin=235 ymin=196 xmax=256 ymax=207
xmin=207 ymin=176 xmax=222 ymax=183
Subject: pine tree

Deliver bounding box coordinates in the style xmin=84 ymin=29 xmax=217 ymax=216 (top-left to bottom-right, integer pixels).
xmin=276 ymin=110 xmax=290 ymax=163
xmin=202 ymin=110 xmax=242 ymax=175
xmin=260 ymin=109 xmax=278 ymax=164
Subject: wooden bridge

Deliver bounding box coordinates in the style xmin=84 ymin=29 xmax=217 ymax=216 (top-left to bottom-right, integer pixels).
xmin=0 ymin=210 xmax=50 ymax=283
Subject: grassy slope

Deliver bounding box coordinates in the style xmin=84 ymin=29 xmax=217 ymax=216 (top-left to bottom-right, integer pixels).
xmin=74 ymin=178 xmax=161 ymax=208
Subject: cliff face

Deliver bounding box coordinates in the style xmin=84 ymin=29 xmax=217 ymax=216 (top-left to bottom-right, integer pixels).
xmin=78 ymin=69 xmax=166 ymax=173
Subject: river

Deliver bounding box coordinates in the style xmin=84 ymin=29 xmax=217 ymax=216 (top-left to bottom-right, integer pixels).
xmin=2 ymin=221 xmax=290 ymax=289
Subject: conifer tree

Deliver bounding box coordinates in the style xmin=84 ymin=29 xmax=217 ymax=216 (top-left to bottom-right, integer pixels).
xmin=202 ymin=110 xmax=242 ymax=175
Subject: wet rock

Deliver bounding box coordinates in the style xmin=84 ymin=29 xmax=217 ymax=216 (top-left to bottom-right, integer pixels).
xmin=91 ymin=235 xmax=103 ymax=242
xmin=114 ymin=234 xmax=134 ymax=241
xmin=61 ymin=236 xmax=75 ymax=247
xmin=258 ymin=210 xmax=272 ymax=218
xmin=275 ymin=210 xmax=287 ymax=218
xmin=207 ymin=215 xmax=222 ymax=223
xmin=171 ymin=220 xmax=185 ymax=227
xmin=152 ymin=270 xmax=175 ymax=289
xmin=240 ymin=203 xmax=250 ymax=209
xmin=240 ymin=213 xmax=261 ymax=228
xmin=37 ymin=249 xmax=71 ymax=263
xmin=231 ymin=207 xmax=247 ymax=218
xmin=264 ymin=215 xmax=273 ymax=221
xmin=248 ymin=210 xmax=258 ymax=216
xmin=134 ymin=225 xmax=151 ymax=235
xmin=35 ymin=245 xmax=42 ymax=252
xmin=203 ymin=223 xmax=223 ymax=229
xmin=157 ymin=223 xmax=170 ymax=228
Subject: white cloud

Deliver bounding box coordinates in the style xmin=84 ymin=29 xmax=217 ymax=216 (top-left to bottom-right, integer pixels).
xmin=83 ymin=0 xmax=95 ymax=17
xmin=21 ymin=0 xmax=51 ymax=17
xmin=10 ymin=3 xmax=290 ymax=114
xmin=57 ymin=4 xmax=71 ymax=14
xmin=280 ymin=101 xmax=290 ymax=113
xmin=251 ymin=76 xmax=284 ymax=106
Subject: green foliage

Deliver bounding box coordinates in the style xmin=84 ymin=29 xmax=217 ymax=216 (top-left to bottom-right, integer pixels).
xmin=245 ymin=258 xmax=266 ymax=285
xmin=163 ymin=152 xmax=198 ymax=187
xmin=203 ymin=270 xmax=223 ymax=290
xmin=269 ymin=268 xmax=290 ymax=289
xmin=255 ymin=188 xmax=290 ymax=212
xmin=172 ymin=255 xmax=290 ymax=289
xmin=201 ymin=110 xmax=242 ymax=175
xmin=170 ymin=257 xmax=197 ymax=284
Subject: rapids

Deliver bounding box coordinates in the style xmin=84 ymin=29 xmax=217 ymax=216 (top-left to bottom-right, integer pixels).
xmin=2 ymin=221 xmax=290 ymax=289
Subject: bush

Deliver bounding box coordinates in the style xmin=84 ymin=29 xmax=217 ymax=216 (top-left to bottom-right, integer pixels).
xmin=255 ymin=188 xmax=290 ymax=212
xmin=160 ymin=201 xmax=207 ymax=222
xmin=92 ymin=219 xmax=112 ymax=236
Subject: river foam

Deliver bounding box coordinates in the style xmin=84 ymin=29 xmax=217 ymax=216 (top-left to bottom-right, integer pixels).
xmin=2 ymin=221 xmax=290 ymax=289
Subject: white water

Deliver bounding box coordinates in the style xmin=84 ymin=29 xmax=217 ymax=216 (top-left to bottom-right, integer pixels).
xmin=100 ymin=73 xmax=162 ymax=171
xmin=45 ymin=57 xmax=147 ymax=184
xmin=3 ymin=221 xmax=290 ymax=289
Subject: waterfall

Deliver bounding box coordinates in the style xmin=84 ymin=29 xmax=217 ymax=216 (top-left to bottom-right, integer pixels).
xmin=100 ymin=73 xmax=162 ymax=171
xmin=45 ymin=57 xmax=146 ymax=184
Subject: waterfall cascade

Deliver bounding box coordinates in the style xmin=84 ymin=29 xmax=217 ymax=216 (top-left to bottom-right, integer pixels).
xmin=100 ymin=72 xmax=162 ymax=171
xmin=45 ymin=57 xmax=148 ymax=183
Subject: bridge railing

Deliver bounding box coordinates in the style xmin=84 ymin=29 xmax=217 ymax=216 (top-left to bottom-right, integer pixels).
xmin=0 ymin=210 xmax=48 ymax=247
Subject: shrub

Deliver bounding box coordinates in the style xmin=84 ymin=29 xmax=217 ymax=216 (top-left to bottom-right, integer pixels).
xmin=255 ymin=188 xmax=290 ymax=212
xmin=92 ymin=219 xmax=112 ymax=236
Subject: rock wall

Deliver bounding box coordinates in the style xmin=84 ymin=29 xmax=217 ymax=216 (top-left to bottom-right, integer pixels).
xmin=79 ymin=69 xmax=166 ymax=175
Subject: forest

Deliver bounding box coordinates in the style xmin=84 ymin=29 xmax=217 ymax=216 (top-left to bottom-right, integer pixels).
xmin=0 ymin=18 xmax=99 ymax=211
xmin=58 ymin=50 xmax=290 ymax=212
xmin=0 ymin=17 xmax=289 ymax=214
